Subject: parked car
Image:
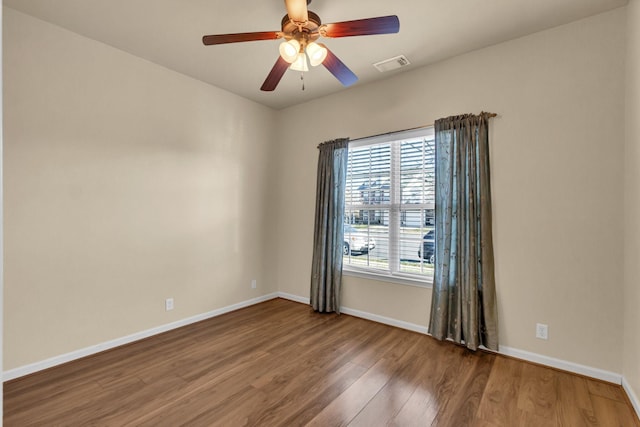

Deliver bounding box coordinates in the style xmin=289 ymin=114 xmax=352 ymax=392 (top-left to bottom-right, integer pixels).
xmin=343 ymin=225 xmax=376 ymax=255
xmin=418 ymin=229 xmax=435 ymax=264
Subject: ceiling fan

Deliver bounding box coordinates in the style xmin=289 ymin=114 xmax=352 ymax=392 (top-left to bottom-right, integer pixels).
xmin=202 ymin=0 xmax=400 ymax=91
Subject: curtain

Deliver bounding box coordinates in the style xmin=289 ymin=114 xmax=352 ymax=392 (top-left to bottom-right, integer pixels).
xmin=428 ymin=113 xmax=498 ymax=351
xmin=310 ymin=138 xmax=349 ymax=314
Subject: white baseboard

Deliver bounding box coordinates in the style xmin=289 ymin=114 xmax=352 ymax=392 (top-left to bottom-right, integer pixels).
xmin=277 ymin=292 xmax=310 ymax=305
xmin=339 ymin=306 xmax=429 ymax=334
xmin=623 ymin=376 xmax=640 ymax=420
xmin=498 ymin=346 xmax=622 ymax=384
xmin=3 ymin=293 xmax=279 ymax=382
xmin=276 ymin=292 xmax=429 ymax=334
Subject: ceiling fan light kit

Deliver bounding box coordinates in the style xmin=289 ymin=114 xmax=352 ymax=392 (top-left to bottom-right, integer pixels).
xmin=279 ymin=39 xmax=301 ymax=63
xmin=306 ymin=42 xmax=328 ymax=66
xmin=202 ymin=0 xmax=400 ymax=91
xmin=290 ymin=53 xmax=309 ymax=72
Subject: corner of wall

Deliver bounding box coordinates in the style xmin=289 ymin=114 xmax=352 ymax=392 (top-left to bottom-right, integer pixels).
xmin=1 ymin=1 xmax=5 ymax=422
xmin=624 ymin=0 xmax=640 ymax=420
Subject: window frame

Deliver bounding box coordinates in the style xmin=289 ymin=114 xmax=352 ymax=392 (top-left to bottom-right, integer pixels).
xmin=343 ymin=127 xmax=435 ymax=288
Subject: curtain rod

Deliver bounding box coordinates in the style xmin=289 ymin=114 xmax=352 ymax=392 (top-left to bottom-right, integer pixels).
xmin=352 ymin=125 xmax=429 ymax=142
xmin=351 ymin=112 xmax=497 ymax=142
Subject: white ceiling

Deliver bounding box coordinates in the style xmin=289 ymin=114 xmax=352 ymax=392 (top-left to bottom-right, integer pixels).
xmin=5 ymin=0 xmax=628 ymax=110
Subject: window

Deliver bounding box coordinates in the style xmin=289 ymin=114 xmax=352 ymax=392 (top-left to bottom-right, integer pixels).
xmin=343 ymin=127 xmax=435 ymax=286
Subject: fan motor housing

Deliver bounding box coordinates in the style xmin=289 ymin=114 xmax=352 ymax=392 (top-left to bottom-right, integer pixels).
xmin=281 ymin=11 xmax=322 ymax=43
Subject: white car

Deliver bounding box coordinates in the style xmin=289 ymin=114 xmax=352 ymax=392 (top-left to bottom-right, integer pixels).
xmin=343 ymin=225 xmax=376 ymax=255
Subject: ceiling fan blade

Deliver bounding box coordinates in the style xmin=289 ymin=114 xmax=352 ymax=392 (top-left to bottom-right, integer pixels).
xmin=202 ymin=31 xmax=281 ymax=45
xmin=261 ymin=56 xmax=290 ymax=91
xmin=322 ymin=46 xmax=358 ymax=87
xmin=284 ymin=0 xmax=308 ymax=23
xmin=321 ymin=15 xmax=400 ymax=38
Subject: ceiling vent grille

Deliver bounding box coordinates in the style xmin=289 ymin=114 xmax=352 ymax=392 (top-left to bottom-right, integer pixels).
xmin=373 ymin=55 xmax=410 ymax=72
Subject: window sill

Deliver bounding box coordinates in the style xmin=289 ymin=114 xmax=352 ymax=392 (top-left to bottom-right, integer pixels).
xmin=342 ymin=267 xmax=433 ymax=289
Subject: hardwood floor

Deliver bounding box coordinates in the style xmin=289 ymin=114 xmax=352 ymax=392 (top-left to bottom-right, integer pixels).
xmin=4 ymin=298 xmax=639 ymax=426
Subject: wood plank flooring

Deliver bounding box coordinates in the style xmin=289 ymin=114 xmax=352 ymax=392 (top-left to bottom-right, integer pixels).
xmin=4 ymin=298 xmax=639 ymax=426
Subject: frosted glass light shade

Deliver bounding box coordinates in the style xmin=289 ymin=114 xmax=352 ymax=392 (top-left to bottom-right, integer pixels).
xmin=279 ymin=40 xmax=300 ymax=63
xmin=290 ymin=53 xmax=309 ymax=72
xmin=306 ymin=42 xmax=328 ymax=66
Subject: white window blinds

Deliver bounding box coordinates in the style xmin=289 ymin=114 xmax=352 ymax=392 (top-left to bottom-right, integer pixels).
xmin=344 ymin=127 xmax=435 ymax=283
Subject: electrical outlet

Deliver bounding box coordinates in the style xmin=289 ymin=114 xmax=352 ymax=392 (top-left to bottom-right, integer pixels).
xmin=536 ymin=323 xmax=548 ymax=340
xmin=165 ymin=298 xmax=174 ymax=311
xmin=251 ymin=279 xmax=257 ymax=289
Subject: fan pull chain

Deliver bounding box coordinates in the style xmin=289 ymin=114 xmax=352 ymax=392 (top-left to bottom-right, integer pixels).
xmin=300 ymin=72 xmax=305 ymax=91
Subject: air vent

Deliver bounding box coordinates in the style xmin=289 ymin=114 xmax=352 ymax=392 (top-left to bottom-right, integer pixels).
xmin=373 ymin=55 xmax=410 ymax=73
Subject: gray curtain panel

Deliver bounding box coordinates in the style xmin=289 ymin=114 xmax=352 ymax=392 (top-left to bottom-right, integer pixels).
xmin=428 ymin=113 xmax=499 ymax=351
xmin=310 ymin=138 xmax=349 ymax=314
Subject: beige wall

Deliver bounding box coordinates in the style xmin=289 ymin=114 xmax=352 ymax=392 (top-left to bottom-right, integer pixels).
xmin=271 ymin=8 xmax=626 ymax=373
xmin=3 ymin=8 xmax=277 ymax=370
xmin=625 ymin=0 xmax=640 ymax=403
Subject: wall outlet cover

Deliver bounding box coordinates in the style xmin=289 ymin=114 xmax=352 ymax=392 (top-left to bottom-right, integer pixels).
xmin=536 ymin=323 xmax=548 ymax=340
